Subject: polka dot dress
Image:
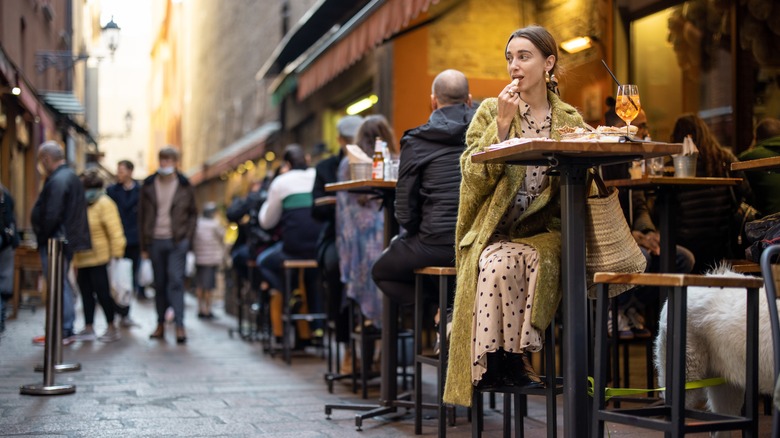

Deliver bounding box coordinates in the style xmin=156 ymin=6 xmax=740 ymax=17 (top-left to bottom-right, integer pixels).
xmin=471 ymin=102 xmax=552 ymax=385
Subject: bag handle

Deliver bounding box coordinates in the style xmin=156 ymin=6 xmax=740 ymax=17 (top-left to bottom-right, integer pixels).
xmin=587 ymin=168 xmax=610 ymax=198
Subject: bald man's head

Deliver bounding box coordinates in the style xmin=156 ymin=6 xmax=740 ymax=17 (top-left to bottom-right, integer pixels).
xmin=431 ymin=69 xmax=471 ymax=107
xmin=37 ymin=141 xmax=66 ymax=176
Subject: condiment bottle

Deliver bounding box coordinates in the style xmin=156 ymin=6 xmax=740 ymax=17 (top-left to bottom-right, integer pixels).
xmin=372 ymin=137 xmax=385 ymax=180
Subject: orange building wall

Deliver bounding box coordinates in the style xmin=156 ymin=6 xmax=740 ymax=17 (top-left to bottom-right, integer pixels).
xmin=392 ymin=27 xmax=433 ymax=141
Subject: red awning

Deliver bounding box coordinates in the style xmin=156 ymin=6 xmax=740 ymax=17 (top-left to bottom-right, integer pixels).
xmin=188 ymin=122 xmax=279 ymax=186
xmin=296 ymin=0 xmax=437 ymax=100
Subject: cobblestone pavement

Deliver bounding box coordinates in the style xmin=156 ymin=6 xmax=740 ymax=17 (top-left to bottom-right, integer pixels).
xmin=0 ymin=291 xmax=770 ymax=437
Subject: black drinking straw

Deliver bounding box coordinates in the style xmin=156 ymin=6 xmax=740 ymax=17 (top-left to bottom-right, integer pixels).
xmin=601 ymin=59 xmax=621 ymax=87
xmin=602 ymin=59 xmax=638 ymax=111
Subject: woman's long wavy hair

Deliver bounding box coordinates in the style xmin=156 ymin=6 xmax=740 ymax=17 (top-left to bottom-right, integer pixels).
xmin=670 ymin=113 xmax=736 ymax=177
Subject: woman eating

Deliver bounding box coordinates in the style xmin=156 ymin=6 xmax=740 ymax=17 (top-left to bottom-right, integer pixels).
xmin=444 ymin=25 xmax=585 ymax=407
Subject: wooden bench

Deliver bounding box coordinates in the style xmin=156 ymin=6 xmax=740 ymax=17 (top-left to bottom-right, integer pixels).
xmin=592 ymin=272 xmax=764 ymax=437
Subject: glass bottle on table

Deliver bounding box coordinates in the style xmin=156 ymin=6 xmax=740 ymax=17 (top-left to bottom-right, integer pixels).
xmin=372 ymin=137 xmax=385 ymax=180
xmin=615 ymin=84 xmax=641 ymax=138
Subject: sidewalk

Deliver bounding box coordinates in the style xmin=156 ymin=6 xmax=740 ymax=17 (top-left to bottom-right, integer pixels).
xmin=0 ymin=290 xmax=767 ymax=437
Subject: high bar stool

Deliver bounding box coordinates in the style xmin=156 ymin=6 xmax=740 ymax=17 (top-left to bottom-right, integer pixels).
xmin=228 ymin=259 xmax=257 ymax=341
xmin=592 ymin=272 xmax=763 ymax=437
xmin=281 ymin=259 xmax=328 ymax=365
xmin=413 ymin=266 xmax=456 ymax=437
xmin=470 ymin=316 xmax=563 ymax=438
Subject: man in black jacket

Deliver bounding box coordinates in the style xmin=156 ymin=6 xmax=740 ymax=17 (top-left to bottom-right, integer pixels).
xmin=372 ymin=69 xmax=473 ymax=306
xmin=31 ymin=141 xmax=91 ymax=342
xmin=106 ymin=160 xmax=142 ymax=302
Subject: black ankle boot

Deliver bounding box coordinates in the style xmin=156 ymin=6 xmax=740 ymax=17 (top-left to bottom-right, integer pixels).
xmin=503 ymin=351 xmax=544 ymax=388
xmin=476 ymin=351 xmax=504 ymax=390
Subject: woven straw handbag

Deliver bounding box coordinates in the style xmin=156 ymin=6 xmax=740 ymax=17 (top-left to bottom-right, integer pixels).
xmin=585 ymin=169 xmax=647 ymax=298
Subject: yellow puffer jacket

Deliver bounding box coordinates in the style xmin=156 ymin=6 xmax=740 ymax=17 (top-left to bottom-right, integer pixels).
xmin=73 ymin=194 xmax=126 ymax=268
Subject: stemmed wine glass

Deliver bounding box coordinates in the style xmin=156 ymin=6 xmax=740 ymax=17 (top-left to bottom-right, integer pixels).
xmin=615 ymin=84 xmax=641 ymax=138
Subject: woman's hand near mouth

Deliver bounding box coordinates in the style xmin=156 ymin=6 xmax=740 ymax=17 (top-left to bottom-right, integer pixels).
xmin=497 ymin=78 xmax=520 ymax=140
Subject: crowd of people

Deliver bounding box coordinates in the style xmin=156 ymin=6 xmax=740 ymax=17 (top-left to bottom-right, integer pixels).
xmin=1 ymin=24 xmax=779 ymax=416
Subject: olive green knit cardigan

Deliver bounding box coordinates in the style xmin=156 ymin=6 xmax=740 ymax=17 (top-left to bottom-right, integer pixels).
xmin=443 ymin=91 xmax=584 ymax=407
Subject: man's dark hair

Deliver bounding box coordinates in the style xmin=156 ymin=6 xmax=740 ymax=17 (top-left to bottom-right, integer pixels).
xmin=118 ymin=160 xmax=135 ymax=171
xmin=283 ymin=144 xmax=307 ymax=170
xmin=159 ymin=146 xmax=180 ymax=161
xmin=432 ymin=69 xmax=470 ymax=106
xmin=755 ymin=117 xmax=780 ymax=143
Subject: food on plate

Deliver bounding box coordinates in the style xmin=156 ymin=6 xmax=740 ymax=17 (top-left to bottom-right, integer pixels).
xmin=556 ymin=125 xmax=638 ymax=142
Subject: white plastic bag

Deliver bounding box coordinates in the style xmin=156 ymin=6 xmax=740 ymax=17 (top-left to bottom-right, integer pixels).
xmin=109 ymin=258 xmax=134 ymax=307
xmin=185 ymin=251 xmax=196 ymax=278
xmin=139 ymin=258 xmax=154 ymax=287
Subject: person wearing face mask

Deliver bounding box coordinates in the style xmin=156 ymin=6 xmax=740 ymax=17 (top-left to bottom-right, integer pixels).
xmin=138 ymin=147 xmax=198 ymax=343
xmin=30 ymin=141 xmax=91 ymax=344
xmin=72 ymin=169 xmax=126 ymax=342
xmin=443 ymin=25 xmax=586 ymax=407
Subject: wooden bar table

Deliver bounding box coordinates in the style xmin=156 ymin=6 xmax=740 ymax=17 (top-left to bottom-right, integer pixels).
xmin=731 ymin=156 xmax=780 ymax=172
xmin=323 ymin=179 xmax=406 ymax=430
xmin=604 ymin=176 xmax=741 ymax=274
xmin=471 ymin=140 xmax=681 ymax=435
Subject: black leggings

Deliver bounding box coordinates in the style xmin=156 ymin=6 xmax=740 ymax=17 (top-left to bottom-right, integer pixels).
xmin=77 ymin=264 xmax=116 ymax=326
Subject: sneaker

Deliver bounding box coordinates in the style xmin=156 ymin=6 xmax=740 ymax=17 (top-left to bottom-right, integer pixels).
xmin=98 ymin=328 xmax=121 ymax=343
xmin=33 ymin=332 xmax=76 ymax=345
xmin=119 ymin=316 xmax=138 ymax=328
xmin=607 ymin=309 xmax=634 ymax=340
xmin=625 ymin=307 xmax=652 ymax=339
xmin=73 ymin=328 xmax=97 ymax=342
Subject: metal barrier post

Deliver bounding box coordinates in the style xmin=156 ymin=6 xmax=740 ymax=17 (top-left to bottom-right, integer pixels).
xmin=20 ymin=238 xmax=76 ymax=395
xmin=34 ymin=239 xmax=81 ymax=373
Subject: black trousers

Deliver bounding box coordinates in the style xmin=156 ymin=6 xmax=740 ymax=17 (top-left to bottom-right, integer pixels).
xmin=77 ymin=264 xmax=116 ymax=326
xmin=371 ymin=234 xmax=455 ymax=307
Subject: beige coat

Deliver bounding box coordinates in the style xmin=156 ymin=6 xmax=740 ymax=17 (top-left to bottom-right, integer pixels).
xmin=73 ymin=195 xmax=126 ymax=268
xmin=443 ymin=91 xmax=584 ymax=407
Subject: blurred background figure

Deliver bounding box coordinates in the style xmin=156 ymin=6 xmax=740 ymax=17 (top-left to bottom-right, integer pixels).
xmin=31 ymin=141 xmax=91 ymax=344
xmin=257 ymin=144 xmax=323 ymax=347
xmin=226 ymin=178 xmax=275 ymax=292
xmin=193 ymin=201 xmax=225 ymax=319
xmin=0 ymin=180 xmax=19 ymax=333
xmin=106 ymin=160 xmax=144 ymax=304
xmin=72 ymin=169 xmax=126 ymax=343
xmin=604 ymin=96 xmax=621 ymax=127
xmin=139 ymin=147 xmax=198 ymax=344
xmin=335 ymin=115 xmax=397 ymax=369
xmin=312 ymin=114 xmax=363 ymax=371
xmin=738 ymin=117 xmax=780 ymax=215
xmin=670 ymin=113 xmax=752 ymax=273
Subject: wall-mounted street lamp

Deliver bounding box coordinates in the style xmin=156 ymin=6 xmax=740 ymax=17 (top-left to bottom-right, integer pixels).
xmin=35 ymin=16 xmax=121 ymax=73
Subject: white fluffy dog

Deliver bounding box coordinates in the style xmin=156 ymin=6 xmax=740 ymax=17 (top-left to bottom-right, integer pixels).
xmin=653 ymin=266 xmax=775 ymax=436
